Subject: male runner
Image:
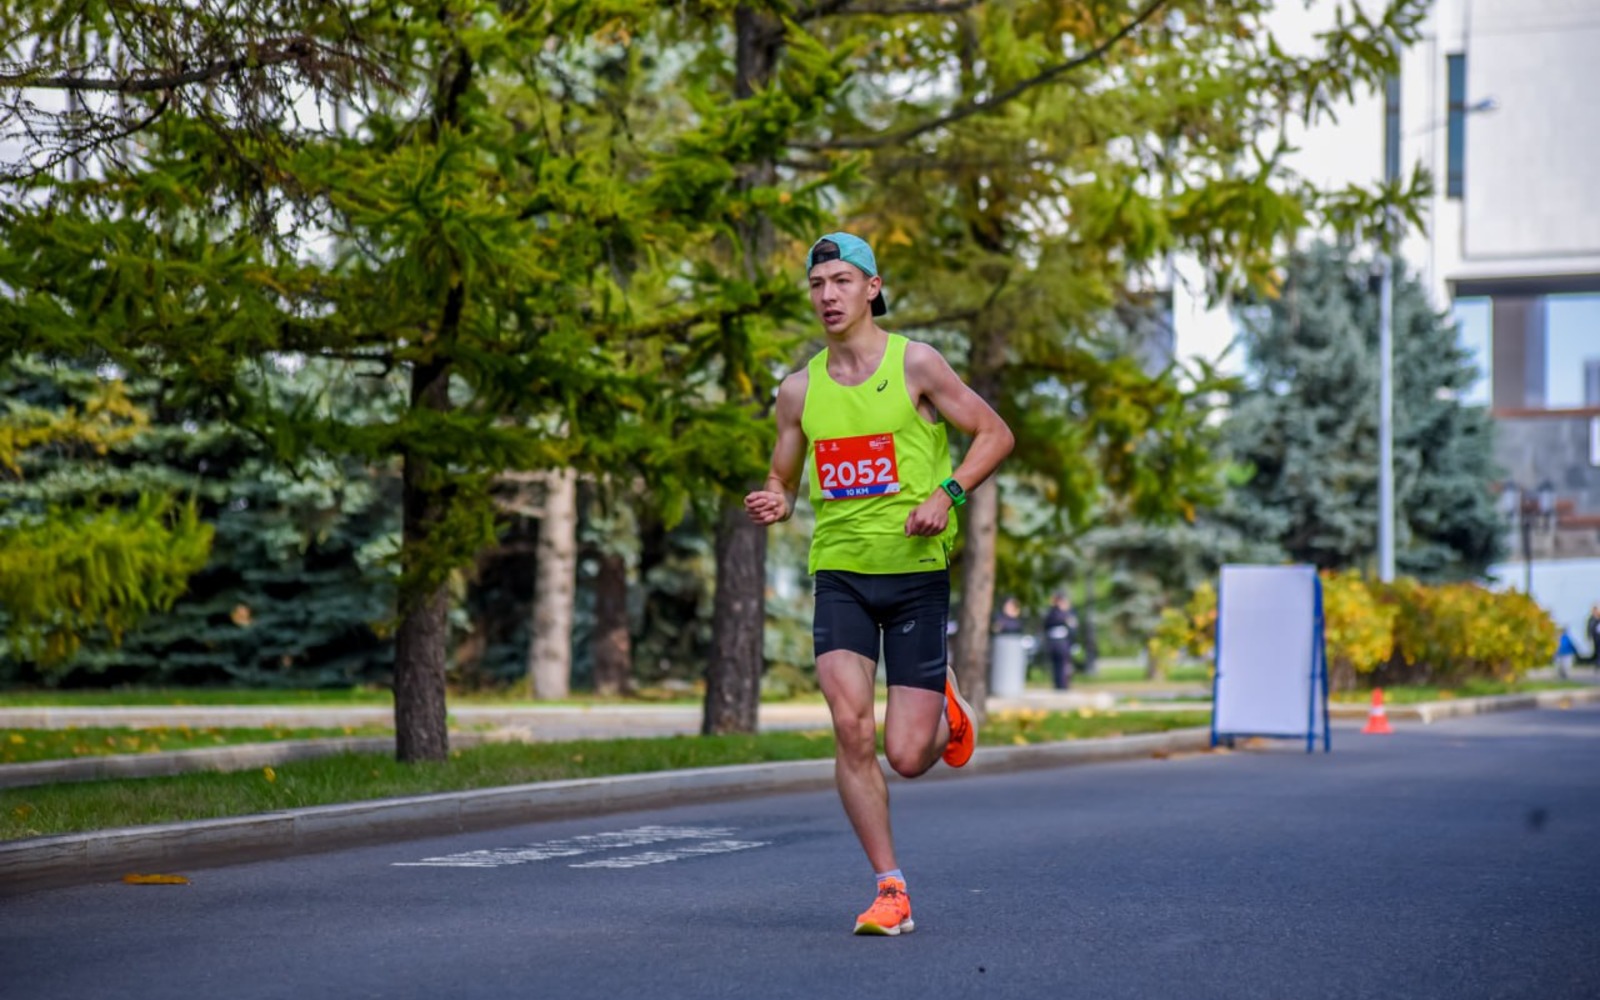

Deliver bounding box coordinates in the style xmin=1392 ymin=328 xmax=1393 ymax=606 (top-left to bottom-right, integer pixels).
xmin=744 ymin=232 xmax=1014 ymax=936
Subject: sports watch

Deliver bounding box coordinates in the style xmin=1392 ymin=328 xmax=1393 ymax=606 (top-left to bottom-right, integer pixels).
xmin=940 ymin=477 xmax=967 ymax=507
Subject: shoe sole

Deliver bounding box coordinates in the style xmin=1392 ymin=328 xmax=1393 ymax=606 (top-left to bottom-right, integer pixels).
xmin=854 ymin=918 xmax=916 ymax=936
xmin=943 ymin=665 xmax=977 ymax=768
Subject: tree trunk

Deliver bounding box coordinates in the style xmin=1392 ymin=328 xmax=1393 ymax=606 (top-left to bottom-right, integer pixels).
xmin=591 ymin=548 xmax=632 ymax=696
xmin=1079 ymin=566 xmax=1099 ymax=676
xmin=953 ymin=481 xmax=999 ymax=724
xmin=700 ymin=3 xmax=779 ymax=735
xmin=529 ymin=467 xmax=577 ymax=699
xmin=705 ymin=505 xmax=766 ymax=734
xmin=394 ymin=355 xmax=453 ymax=763
xmin=951 ymin=297 xmax=1007 ymax=723
xmin=392 ymin=8 xmax=474 ymax=763
xmin=393 ymin=580 xmax=450 ymax=762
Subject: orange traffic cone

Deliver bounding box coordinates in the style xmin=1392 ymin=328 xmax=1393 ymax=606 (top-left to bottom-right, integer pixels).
xmin=1362 ymin=688 xmax=1394 ymax=735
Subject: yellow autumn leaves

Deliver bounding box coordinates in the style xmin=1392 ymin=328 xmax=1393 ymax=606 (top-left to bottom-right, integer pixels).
xmin=1146 ymin=571 xmax=1559 ymax=687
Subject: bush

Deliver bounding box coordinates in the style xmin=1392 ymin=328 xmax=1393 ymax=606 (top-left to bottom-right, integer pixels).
xmin=1146 ymin=571 xmax=1556 ymax=690
xmin=1146 ymin=582 xmax=1216 ymax=677
xmin=1320 ymin=569 xmax=1395 ymax=690
xmin=1378 ymin=580 xmax=1557 ymax=686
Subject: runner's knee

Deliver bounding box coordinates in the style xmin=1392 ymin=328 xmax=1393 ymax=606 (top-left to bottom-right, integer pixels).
xmin=884 ymin=745 xmax=933 ymax=779
xmin=832 ymin=713 xmax=878 ymax=758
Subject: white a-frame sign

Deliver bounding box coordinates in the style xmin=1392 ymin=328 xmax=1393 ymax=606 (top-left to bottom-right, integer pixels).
xmin=1210 ymin=564 xmax=1330 ymax=753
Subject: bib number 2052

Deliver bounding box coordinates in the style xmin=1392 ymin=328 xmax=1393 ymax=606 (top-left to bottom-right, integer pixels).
xmin=816 ymin=433 xmax=901 ymax=500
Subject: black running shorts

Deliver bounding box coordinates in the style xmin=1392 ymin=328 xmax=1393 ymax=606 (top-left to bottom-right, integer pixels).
xmin=813 ymin=569 xmax=950 ymax=693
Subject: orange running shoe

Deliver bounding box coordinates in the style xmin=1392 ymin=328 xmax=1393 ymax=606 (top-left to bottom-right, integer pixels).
xmin=942 ymin=665 xmax=977 ymax=767
xmin=853 ymin=877 xmax=915 ymax=936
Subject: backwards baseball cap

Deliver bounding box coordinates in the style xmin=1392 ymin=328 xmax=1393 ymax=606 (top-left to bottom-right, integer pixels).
xmin=807 ymin=232 xmax=888 ymax=317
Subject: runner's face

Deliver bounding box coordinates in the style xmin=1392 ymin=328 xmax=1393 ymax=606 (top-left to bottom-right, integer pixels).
xmin=808 ymin=260 xmax=879 ymax=334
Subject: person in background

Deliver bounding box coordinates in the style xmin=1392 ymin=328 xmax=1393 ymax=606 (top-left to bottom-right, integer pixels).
xmin=1555 ymin=630 xmax=1576 ymax=680
xmin=1042 ymin=592 xmax=1078 ymax=690
xmin=1584 ymin=604 xmax=1600 ymax=666
xmin=992 ymin=596 xmax=1024 ymax=635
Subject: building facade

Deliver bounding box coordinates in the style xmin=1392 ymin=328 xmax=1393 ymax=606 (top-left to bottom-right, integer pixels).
xmin=1174 ymin=0 xmax=1600 ymax=639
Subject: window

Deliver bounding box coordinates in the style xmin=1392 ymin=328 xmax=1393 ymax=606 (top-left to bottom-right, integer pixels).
xmin=1451 ymin=297 xmax=1491 ymax=406
xmin=1446 ymin=54 xmax=1466 ymax=199
xmin=1384 ymin=73 xmax=1401 ymax=185
xmin=1544 ymin=294 xmax=1600 ymax=409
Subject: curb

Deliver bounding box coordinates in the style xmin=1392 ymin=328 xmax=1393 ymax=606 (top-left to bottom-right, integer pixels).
xmin=0 ymin=727 xmax=1212 ymax=896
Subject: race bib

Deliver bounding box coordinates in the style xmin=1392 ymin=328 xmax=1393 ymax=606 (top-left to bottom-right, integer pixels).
xmin=815 ymin=433 xmax=901 ymax=500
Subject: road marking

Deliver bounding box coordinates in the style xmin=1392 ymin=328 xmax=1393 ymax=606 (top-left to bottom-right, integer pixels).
xmin=569 ymin=840 xmax=767 ymax=869
xmin=393 ymin=825 xmax=770 ymax=869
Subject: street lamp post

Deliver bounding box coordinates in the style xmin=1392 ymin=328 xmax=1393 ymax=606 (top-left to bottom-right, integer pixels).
xmin=1502 ymin=481 xmax=1558 ymax=595
xmin=1378 ymin=94 xmax=1496 ymax=584
xmin=1520 ymin=493 xmax=1533 ymax=594
xmin=1378 ymin=214 xmax=1396 ymax=583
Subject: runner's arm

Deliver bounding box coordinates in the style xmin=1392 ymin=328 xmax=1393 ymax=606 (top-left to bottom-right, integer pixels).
xmin=745 ymin=372 xmax=808 ymax=526
xmin=907 ymin=340 xmax=1014 ymax=505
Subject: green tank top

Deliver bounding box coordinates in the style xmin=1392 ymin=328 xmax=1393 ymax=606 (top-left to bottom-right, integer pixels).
xmin=802 ymin=334 xmax=957 ymax=574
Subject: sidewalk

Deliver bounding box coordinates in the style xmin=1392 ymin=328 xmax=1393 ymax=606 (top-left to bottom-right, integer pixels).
xmin=5 ymin=685 xmax=1597 ymax=896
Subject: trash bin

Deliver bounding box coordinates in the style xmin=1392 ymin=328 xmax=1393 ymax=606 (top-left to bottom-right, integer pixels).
xmin=990 ymin=633 xmax=1028 ymax=698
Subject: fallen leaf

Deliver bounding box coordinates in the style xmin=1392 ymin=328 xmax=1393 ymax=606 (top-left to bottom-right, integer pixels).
xmin=123 ymin=873 xmax=190 ymax=886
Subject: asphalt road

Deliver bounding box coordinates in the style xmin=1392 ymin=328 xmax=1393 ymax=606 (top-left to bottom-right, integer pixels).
xmin=4 ymin=706 xmax=1598 ymax=1000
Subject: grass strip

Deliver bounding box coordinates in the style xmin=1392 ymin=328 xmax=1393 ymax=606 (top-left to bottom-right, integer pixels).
xmin=0 ymin=709 xmax=1200 ymax=840
xmin=1 ymin=726 xmax=393 ymax=765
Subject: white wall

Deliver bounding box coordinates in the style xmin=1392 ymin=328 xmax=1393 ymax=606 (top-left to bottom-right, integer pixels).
xmin=1488 ymin=557 xmax=1600 ymax=650
xmin=1459 ymin=0 xmax=1600 ymax=265
xmin=1173 ymin=0 xmax=1600 ymax=371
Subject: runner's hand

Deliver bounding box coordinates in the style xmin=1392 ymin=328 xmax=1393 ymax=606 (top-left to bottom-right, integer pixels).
xmin=745 ymin=489 xmax=790 ymax=525
xmin=904 ymin=493 xmax=951 ymax=536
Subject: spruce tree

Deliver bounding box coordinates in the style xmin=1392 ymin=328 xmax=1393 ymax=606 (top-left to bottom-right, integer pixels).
xmin=1225 ymin=242 xmax=1503 ymax=578
xmin=0 ymin=357 xmax=213 ymax=665
xmin=1 ymin=358 xmax=395 ymax=687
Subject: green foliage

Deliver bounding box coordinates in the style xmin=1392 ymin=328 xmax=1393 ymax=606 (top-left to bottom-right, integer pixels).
xmin=0 ymin=358 xmax=396 ymax=688
xmin=0 ymin=360 xmax=213 ymax=663
xmin=0 ymin=0 xmax=1451 ymax=707
xmin=792 ymin=1 xmax=1431 ymax=650
xmin=1225 ymin=242 xmax=1505 ymax=577
xmin=0 ymin=495 xmax=212 ymax=663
